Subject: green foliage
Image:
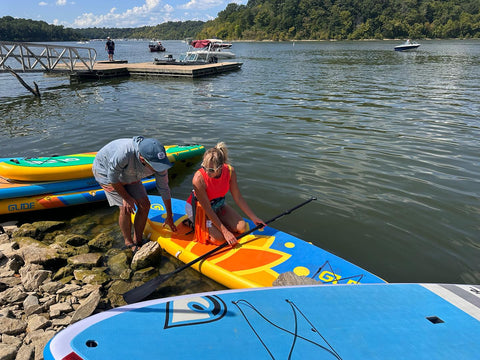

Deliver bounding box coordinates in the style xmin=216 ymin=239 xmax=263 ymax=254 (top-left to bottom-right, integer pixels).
xmin=198 ymin=0 xmax=480 ymax=40
xmin=0 ymin=16 xmax=78 ymax=41
xmin=1 ymin=0 xmax=479 ymax=42
xmin=0 ymin=17 xmax=204 ymax=42
xmin=75 ymin=21 xmax=205 ymax=40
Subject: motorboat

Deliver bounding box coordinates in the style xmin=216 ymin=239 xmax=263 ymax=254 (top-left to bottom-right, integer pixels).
xmin=207 ymin=38 xmax=233 ymax=49
xmin=183 ymin=39 xmax=235 ymax=63
xmin=394 ymin=40 xmax=420 ymax=51
xmin=149 ymin=41 xmax=166 ymax=52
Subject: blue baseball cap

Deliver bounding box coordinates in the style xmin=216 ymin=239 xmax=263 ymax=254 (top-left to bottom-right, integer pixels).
xmin=138 ymin=138 xmax=172 ymax=172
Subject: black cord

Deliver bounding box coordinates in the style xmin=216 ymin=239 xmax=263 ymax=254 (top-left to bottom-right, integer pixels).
xmin=232 ymin=299 xmax=342 ymax=359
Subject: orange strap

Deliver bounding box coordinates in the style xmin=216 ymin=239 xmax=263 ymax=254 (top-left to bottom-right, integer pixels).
xmin=194 ymin=201 xmax=210 ymax=244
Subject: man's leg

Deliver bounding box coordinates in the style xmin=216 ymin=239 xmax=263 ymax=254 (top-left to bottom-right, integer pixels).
xmin=125 ymin=182 xmax=150 ymax=246
xmin=133 ymin=199 xmax=149 ymax=245
xmin=119 ymin=204 xmax=134 ymax=246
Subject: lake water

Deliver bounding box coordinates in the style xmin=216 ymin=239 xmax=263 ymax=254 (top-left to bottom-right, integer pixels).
xmin=1 ymin=39 xmax=479 ymax=287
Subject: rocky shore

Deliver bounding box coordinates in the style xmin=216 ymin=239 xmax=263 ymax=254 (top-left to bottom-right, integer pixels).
xmin=0 ymin=214 xmax=313 ymax=360
xmin=0 ymin=219 xmax=168 ymax=360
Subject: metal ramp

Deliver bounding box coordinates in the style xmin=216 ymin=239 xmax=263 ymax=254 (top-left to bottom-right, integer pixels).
xmin=0 ymin=41 xmax=97 ymax=73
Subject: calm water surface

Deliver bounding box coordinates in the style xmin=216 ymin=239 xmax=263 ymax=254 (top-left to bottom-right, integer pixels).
xmin=1 ymin=40 xmax=479 ymax=289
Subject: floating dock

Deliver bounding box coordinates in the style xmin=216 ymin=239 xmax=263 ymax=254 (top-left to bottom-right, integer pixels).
xmin=1 ymin=42 xmax=241 ymax=81
xmin=69 ymin=60 xmax=242 ymax=81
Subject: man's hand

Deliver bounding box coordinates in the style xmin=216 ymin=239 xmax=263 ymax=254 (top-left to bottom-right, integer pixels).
xmin=163 ymin=214 xmax=177 ymax=232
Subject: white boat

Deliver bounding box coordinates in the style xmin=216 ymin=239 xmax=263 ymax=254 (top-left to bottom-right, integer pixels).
xmin=394 ymin=40 xmax=420 ymax=51
xmin=207 ymin=38 xmax=233 ymax=49
xmin=182 ymin=39 xmax=235 ymax=63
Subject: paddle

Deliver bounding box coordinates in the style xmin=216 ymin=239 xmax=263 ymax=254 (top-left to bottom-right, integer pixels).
xmin=123 ymin=196 xmax=317 ymax=304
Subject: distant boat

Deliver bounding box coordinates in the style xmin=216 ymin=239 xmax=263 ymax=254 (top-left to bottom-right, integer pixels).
xmin=207 ymin=38 xmax=233 ymax=49
xmin=149 ymin=41 xmax=166 ymax=52
xmin=394 ymin=40 xmax=420 ymax=51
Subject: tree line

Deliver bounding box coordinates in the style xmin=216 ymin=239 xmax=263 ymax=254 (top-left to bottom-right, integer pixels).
xmin=0 ymin=17 xmax=204 ymax=42
xmin=199 ymin=0 xmax=480 ymax=40
xmin=1 ymin=0 xmax=479 ymax=42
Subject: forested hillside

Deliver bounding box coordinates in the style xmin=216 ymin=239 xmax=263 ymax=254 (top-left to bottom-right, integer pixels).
xmin=0 ymin=16 xmax=78 ymax=41
xmin=1 ymin=0 xmax=479 ymax=42
xmin=74 ymin=21 xmax=204 ymax=41
xmin=199 ymin=0 xmax=480 ymax=40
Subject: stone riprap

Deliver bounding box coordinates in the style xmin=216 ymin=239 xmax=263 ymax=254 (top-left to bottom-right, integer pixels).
xmin=0 ymin=220 xmax=163 ymax=360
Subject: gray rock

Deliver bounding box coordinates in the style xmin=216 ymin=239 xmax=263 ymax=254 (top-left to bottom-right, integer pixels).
xmin=0 ymin=233 xmax=9 ymax=245
xmin=6 ymin=254 xmax=24 ymax=273
xmin=12 ymin=224 xmax=38 ymax=239
xmin=23 ymin=294 xmax=42 ymax=317
xmin=0 ymin=287 xmax=28 ymax=305
xmin=0 ymin=317 xmax=28 ymax=335
xmin=19 ymin=244 xmax=60 ymax=266
xmin=19 ymin=264 xmax=43 ymax=279
xmin=88 ymin=233 xmax=114 ymax=252
xmin=272 ymin=271 xmax=321 ymax=286
xmin=52 ymin=266 xmax=74 ymax=281
xmin=0 ymin=243 xmax=18 ymax=258
xmin=49 ymin=302 xmax=73 ymax=318
xmin=71 ymin=284 xmax=102 ymax=299
xmin=70 ymin=289 xmax=101 ymax=324
xmin=131 ymin=241 xmax=162 ymax=271
xmin=67 ymin=253 xmax=103 ymax=267
xmin=131 ymin=267 xmax=159 ymax=282
xmin=73 ymin=268 xmax=110 ymax=286
xmin=33 ymin=330 xmax=57 ymax=360
xmin=31 ymin=221 xmax=65 ymax=234
xmin=26 ymin=314 xmax=51 ymax=332
xmin=107 ymin=251 xmax=132 ymax=276
xmin=56 ymin=283 xmax=81 ymax=296
xmin=0 ymin=343 xmax=18 ymax=360
xmin=39 ymin=281 xmax=64 ymax=295
xmin=54 ymin=233 xmax=89 ymax=247
xmin=0 ymin=275 xmax=21 ymax=288
xmin=15 ymin=344 xmax=34 ymax=360
xmin=1 ymin=334 xmax=22 ymax=347
xmin=21 ymin=270 xmax=51 ymax=292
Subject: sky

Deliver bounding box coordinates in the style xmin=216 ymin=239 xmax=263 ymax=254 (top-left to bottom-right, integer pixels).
xmin=0 ymin=0 xmax=245 ymax=28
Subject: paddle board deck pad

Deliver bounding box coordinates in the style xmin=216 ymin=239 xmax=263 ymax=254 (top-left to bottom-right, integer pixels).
xmin=0 ymin=144 xmax=204 ymax=182
xmin=0 ymin=178 xmax=156 ymax=215
xmin=44 ymin=283 xmax=480 ymax=359
xmin=140 ymin=196 xmax=385 ymax=288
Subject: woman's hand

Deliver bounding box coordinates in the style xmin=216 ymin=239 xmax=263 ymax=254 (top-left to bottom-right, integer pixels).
xmin=222 ymin=228 xmax=238 ymax=246
xmin=251 ymin=215 xmax=267 ymax=229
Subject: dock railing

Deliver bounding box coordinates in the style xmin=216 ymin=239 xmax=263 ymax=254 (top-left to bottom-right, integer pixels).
xmin=0 ymin=41 xmax=97 ymax=73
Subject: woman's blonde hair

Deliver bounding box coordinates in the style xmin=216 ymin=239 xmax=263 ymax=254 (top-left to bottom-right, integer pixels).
xmin=202 ymin=142 xmax=229 ymax=168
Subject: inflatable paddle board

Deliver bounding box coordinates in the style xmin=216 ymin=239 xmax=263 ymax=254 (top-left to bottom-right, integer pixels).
xmin=0 ymin=176 xmax=99 ymax=200
xmin=0 ymin=178 xmax=155 ymax=215
xmin=44 ymin=283 xmax=480 ymax=359
xmin=0 ymin=144 xmax=205 ymax=182
xmin=0 ymin=145 xmax=204 ymax=199
xmin=0 ymin=152 xmax=96 ymax=181
xmin=140 ymin=196 xmax=385 ymax=288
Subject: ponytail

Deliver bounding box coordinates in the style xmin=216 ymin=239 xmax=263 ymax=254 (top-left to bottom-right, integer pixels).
xmin=202 ymin=142 xmax=229 ymax=168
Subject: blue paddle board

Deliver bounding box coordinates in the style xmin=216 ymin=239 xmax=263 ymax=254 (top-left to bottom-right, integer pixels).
xmin=44 ymin=283 xmax=480 ymax=359
xmin=0 ymin=176 xmax=99 ymax=200
xmin=0 ymin=144 xmax=204 ymax=199
xmin=0 ymin=178 xmax=156 ymax=215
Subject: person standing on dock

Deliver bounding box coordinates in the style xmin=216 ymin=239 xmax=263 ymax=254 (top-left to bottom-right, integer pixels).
xmin=93 ymin=136 xmax=177 ymax=253
xmin=105 ymin=36 xmax=115 ymax=61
